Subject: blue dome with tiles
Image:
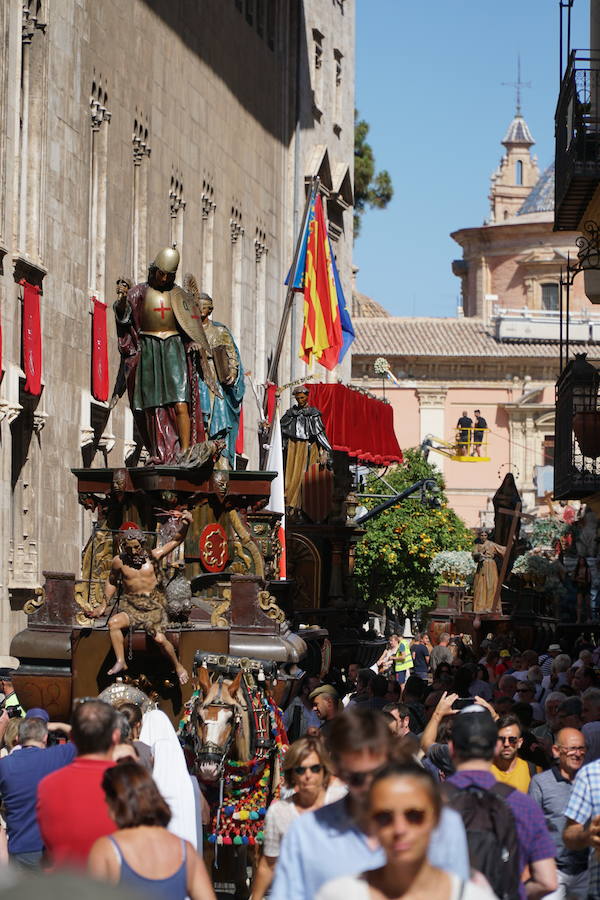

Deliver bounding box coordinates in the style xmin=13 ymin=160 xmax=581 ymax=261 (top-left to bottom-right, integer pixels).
xmin=517 ymin=164 xmax=554 ymax=215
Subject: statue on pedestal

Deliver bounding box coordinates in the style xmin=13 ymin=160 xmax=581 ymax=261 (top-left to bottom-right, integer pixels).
xmin=92 ymin=510 xmax=193 ymax=684
xmin=113 ymin=247 xmax=207 ymax=465
xmin=281 ymin=385 xmax=332 ymax=513
xmin=472 ymin=530 xmax=507 ymax=613
xmin=183 ymin=279 xmax=245 ymax=468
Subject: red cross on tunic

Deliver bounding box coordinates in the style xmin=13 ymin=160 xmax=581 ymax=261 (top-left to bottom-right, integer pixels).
xmin=154 ymin=300 xmax=172 ymax=320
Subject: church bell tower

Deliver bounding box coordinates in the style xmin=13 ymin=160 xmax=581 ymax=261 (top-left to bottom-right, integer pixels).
xmin=489 ymin=89 xmax=539 ymax=223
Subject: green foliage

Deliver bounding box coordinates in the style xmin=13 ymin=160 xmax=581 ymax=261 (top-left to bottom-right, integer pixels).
xmin=354 ymin=448 xmax=473 ymax=613
xmin=354 ymin=111 xmax=394 ymax=238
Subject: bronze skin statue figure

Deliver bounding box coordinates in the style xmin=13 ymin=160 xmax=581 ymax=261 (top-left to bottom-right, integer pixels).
xmin=92 ymin=510 xmax=193 ymax=684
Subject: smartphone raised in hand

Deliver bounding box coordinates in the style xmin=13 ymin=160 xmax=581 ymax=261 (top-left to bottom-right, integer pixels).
xmin=452 ymin=697 xmax=475 ymax=711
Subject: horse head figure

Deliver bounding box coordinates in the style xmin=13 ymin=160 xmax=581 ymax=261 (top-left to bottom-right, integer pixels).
xmin=190 ymin=665 xmax=248 ymax=782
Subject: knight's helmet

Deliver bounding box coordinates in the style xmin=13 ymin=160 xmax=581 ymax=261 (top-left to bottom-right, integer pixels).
xmin=153 ymin=246 xmax=180 ymax=274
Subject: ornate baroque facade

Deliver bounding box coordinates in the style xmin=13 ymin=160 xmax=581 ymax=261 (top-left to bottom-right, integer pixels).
xmin=0 ymin=0 xmax=355 ymax=651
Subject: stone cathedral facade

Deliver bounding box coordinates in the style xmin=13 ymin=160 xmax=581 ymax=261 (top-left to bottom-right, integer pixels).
xmin=0 ymin=0 xmax=355 ymax=650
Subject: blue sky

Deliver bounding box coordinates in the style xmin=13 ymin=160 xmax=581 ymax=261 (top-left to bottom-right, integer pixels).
xmin=354 ymin=0 xmax=590 ymax=317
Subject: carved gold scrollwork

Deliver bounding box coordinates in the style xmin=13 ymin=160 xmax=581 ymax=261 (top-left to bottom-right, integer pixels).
xmin=210 ymin=587 xmax=231 ymax=627
xmin=257 ymin=589 xmax=285 ymax=624
xmin=229 ymin=510 xmax=264 ymax=577
xmin=76 ymin=526 xmax=114 ymax=620
xmin=23 ymin=588 xmax=45 ymax=616
xmin=252 ymin=523 xmax=268 ymax=535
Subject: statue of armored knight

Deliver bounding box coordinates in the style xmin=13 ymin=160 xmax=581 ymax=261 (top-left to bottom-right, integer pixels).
xmin=114 ymin=247 xmax=211 ymax=465
xmin=114 ymin=247 xmax=244 ymax=467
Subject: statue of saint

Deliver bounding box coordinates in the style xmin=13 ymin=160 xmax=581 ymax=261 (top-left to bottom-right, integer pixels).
xmin=114 ymin=248 xmax=206 ymax=465
xmin=92 ymin=510 xmax=193 ymax=684
xmin=280 ymin=385 xmax=332 ymax=512
xmin=184 ymin=285 xmax=245 ymax=468
xmin=472 ymin=530 xmax=507 ymax=613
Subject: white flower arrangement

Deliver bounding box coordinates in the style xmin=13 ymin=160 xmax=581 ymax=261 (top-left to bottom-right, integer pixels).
xmin=374 ymin=356 xmax=390 ymax=376
xmin=429 ymin=550 xmax=476 ymax=579
xmin=512 ymin=552 xmax=554 ymax=578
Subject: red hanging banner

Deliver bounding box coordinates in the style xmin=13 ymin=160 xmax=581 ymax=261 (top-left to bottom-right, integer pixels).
xmin=266 ymin=382 xmax=277 ymax=424
xmin=19 ymin=280 xmax=42 ymax=396
xmin=91 ymin=297 xmax=109 ymax=402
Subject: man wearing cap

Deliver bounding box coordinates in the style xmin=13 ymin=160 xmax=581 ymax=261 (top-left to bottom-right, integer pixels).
xmin=309 ymin=684 xmax=340 ymax=742
xmin=446 ymin=705 xmax=557 ymax=899
xmin=0 ymin=658 xmax=24 ymax=718
xmin=0 ymin=714 xmax=75 ymax=868
xmin=495 ymin=648 xmax=513 ymax=678
xmin=540 ymin=645 xmax=563 ymax=678
xmin=114 ymin=248 xmax=206 ymax=464
xmin=280 ymin=386 xmax=332 ymax=512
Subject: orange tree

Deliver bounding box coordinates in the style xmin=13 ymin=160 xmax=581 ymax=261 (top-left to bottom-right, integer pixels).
xmin=354 ymin=448 xmax=473 ymax=614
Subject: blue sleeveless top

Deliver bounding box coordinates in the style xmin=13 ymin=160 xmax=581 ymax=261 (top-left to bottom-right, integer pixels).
xmin=109 ymin=835 xmax=188 ymax=900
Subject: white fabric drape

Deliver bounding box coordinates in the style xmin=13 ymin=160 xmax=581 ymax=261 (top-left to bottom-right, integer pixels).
xmin=139 ymin=708 xmax=197 ymax=848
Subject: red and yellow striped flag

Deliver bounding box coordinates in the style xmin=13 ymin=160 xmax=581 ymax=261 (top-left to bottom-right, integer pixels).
xmin=300 ymin=194 xmax=343 ymax=370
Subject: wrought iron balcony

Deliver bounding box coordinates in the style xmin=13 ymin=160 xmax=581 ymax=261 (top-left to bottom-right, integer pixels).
xmin=555 ymin=51 xmax=600 ymax=231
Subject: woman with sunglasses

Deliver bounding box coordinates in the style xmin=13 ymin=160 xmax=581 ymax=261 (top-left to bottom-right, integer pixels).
xmin=316 ymin=762 xmax=495 ymax=900
xmin=250 ymin=735 xmax=346 ymax=900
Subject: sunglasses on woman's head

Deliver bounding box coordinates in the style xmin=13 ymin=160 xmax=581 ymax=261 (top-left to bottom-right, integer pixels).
xmin=293 ymin=764 xmax=323 ymax=776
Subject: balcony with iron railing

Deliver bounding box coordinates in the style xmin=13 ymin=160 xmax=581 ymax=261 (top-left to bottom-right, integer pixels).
xmin=555 ymin=51 xmax=600 ymax=231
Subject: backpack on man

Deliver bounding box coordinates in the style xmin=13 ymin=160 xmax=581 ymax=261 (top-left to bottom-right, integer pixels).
xmin=444 ymin=782 xmax=521 ymax=900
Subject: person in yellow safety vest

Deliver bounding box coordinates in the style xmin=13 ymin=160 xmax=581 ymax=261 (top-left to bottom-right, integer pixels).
xmin=0 ymin=659 xmax=24 ymax=718
xmin=394 ymin=631 xmax=413 ymax=688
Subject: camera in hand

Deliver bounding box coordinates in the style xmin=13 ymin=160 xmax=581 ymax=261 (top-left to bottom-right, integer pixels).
xmin=0 ymin=693 xmax=23 ymax=718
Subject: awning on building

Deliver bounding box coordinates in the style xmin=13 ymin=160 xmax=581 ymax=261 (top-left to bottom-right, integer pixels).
xmin=308 ymin=383 xmax=403 ymax=465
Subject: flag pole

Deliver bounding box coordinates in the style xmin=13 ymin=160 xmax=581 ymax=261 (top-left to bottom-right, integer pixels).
xmin=265 ymin=175 xmax=320 ymax=392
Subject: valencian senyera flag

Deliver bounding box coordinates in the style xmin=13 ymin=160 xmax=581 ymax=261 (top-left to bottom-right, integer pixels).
xmin=286 ymin=193 xmax=355 ymax=370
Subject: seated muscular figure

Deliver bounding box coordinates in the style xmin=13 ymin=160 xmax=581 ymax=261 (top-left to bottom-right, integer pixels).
xmin=93 ymin=511 xmax=192 ymax=685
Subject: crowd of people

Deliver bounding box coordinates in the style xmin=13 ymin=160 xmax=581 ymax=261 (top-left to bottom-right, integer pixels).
xmin=263 ymin=630 xmax=600 ymax=900
xmin=0 ymin=632 xmax=600 ymax=899
xmin=0 ymin=667 xmax=216 ymax=899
